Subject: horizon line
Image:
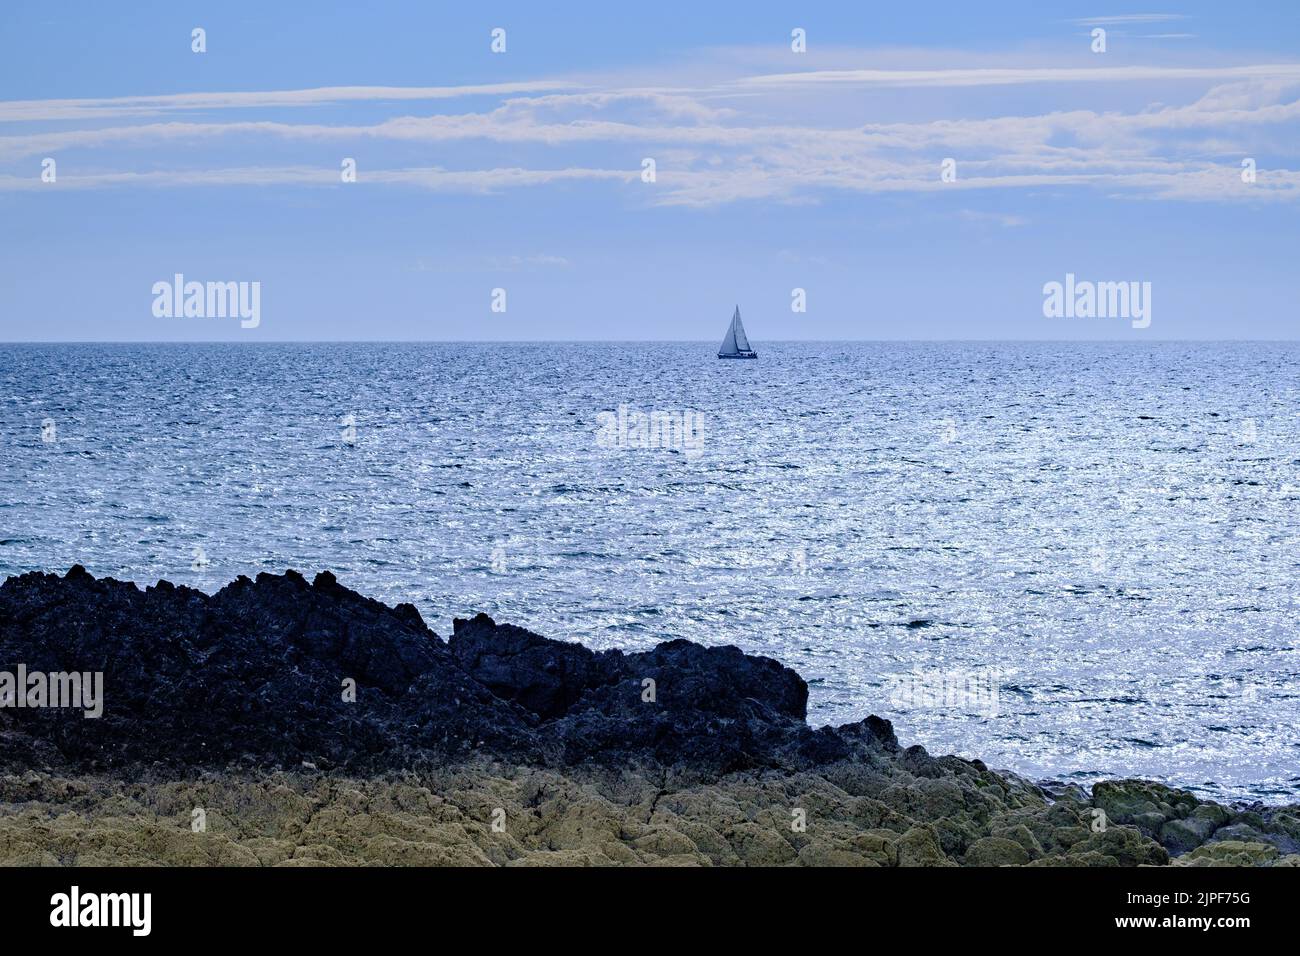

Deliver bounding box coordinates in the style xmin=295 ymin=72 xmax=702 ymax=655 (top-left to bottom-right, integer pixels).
xmin=3 ymin=338 xmax=1300 ymax=346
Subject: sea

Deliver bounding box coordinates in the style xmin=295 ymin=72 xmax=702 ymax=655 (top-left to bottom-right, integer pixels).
xmin=2 ymin=341 xmax=1297 ymax=802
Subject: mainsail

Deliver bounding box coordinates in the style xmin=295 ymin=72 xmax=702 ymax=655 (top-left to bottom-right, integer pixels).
xmin=719 ymin=306 xmax=752 ymax=355
xmin=731 ymin=308 xmax=752 ymax=352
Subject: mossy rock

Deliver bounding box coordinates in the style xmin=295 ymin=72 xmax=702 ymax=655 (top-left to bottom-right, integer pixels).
xmin=631 ymin=826 xmax=702 ymax=858
xmin=1209 ymin=822 xmax=1273 ymax=847
xmin=1028 ymin=850 xmax=1118 ymax=867
xmin=1064 ymin=825 xmax=1169 ymax=866
xmin=896 ymin=825 xmax=951 ymax=866
xmin=1091 ymin=779 xmax=1198 ymax=836
xmin=1172 ymin=840 xmax=1279 ymax=867
xmin=1049 ymin=825 xmax=1092 ymax=850
xmin=797 ymin=844 xmax=883 ymax=866
xmin=963 ymin=836 xmax=1031 ymax=866
xmin=723 ymin=821 xmax=798 ymax=866
xmin=3 ymin=766 xmax=1296 ymax=868
xmin=990 ymin=823 xmax=1044 ymax=857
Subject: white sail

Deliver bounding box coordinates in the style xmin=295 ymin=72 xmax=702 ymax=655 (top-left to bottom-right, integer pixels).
xmin=718 ymin=309 xmax=739 ymax=354
xmin=731 ymin=307 xmax=752 ymax=352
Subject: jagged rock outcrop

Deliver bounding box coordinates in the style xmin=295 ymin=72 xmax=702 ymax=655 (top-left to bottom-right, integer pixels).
xmin=0 ymin=567 xmax=893 ymax=776
xmin=2 ymin=567 xmax=1296 ymax=866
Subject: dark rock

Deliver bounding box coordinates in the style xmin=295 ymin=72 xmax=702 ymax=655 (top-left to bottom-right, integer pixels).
xmin=900 ymin=745 xmax=946 ymax=779
xmin=1159 ymin=803 xmax=1229 ymax=854
xmin=0 ymin=569 xmax=869 ymax=777
xmin=4 ymin=567 xmax=1294 ymax=870
xmin=449 ymin=612 xmax=606 ymax=720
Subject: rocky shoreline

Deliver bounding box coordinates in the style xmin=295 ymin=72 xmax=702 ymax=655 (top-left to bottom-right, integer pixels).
xmin=1 ymin=567 xmax=1297 ymax=866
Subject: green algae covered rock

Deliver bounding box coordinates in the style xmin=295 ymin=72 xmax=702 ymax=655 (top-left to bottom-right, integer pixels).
xmin=0 ymin=764 xmax=1292 ymax=867
xmin=1091 ymin=780 xmax=1198 ymax=836
xmin=963 ymin=836 xmax=1032 ymax=866
xmin=1172 ymin=840 xmax=1280 ymax=867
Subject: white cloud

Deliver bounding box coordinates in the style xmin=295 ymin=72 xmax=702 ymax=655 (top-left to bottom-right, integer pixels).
xmin=2 ymin=49 xmax=1296 ymax=207
xmin=0 ymin=82 xmax=576 ymax=122
xmin=1071 ymin=14 xmax=1186 ymax=26
xmin=0 ymin=165 xmax=634 ymax=192
xmin=958 ymin=209 xmax=1029 ymax=227
xmin=735 ymin=64 xmax=1300 ymax=90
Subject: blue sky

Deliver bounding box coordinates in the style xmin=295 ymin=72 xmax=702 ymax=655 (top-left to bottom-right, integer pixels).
xmin=1 ymin=1 xmax=1298 ymax=341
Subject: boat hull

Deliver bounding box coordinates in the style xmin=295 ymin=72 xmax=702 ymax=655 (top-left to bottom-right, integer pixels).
xmin=717 ymin=352 xmax=758 ymax=359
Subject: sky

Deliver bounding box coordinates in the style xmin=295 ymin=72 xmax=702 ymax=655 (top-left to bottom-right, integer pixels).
xmin=1 ymin=1 xmax=1298 ymax=341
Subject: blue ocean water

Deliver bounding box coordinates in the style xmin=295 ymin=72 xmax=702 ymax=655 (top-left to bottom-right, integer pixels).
xmin=1 ymin=342 xmax=1297 ymax=801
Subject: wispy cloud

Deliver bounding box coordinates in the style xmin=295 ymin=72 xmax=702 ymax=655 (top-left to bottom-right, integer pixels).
xmin=735 ymin=64 xmax=1300 ymax=90
xmin=0 ymin=165 xmax=633 ymax=192
xmin=2 ymin=49 xmax=1297 ymax=207
xmin=413 ymin=253 xmax=573 ymax=272
xmin=0 ymin=82 xmax=576 ymax=122
xmin=1070 ymin=14 xmax=1187 ymax=26
xmin=958 ymin=209 xmax=1029 ymax=228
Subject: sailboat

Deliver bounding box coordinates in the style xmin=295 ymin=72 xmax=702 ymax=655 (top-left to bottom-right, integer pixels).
xmin=717 ymin=305 xmax=757 ymax=359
